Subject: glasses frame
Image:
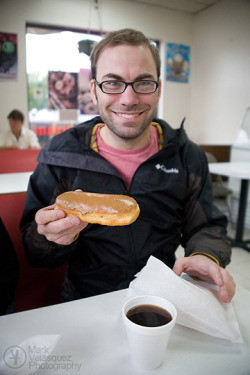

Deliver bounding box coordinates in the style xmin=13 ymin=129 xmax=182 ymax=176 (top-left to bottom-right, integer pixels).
xmin=94 ymin=79 xmax=159 ymax=94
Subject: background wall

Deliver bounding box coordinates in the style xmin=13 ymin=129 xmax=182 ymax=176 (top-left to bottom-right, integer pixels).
xmin=189 ymin=0 xmax=250 ymax=144
xmin=0 ymin=0 xmax=249 ymax=145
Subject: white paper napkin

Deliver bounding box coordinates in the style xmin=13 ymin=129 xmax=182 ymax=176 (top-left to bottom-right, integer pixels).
xmin=127 ymin=256 xmax=243 ymax=343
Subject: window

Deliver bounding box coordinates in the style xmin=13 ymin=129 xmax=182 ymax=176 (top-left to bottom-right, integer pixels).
xmin=26 ymin=24 xmax=102 ymax=147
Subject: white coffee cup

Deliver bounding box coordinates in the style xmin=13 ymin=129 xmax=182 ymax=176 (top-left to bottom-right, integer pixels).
xmin=122 ymin=295 xmax=177 ymax=370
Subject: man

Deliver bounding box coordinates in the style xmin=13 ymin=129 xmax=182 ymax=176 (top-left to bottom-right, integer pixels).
xmin=20 ymin=29 xmax=235 ymax=304
xmin=0 ymin=109 xmax=40 ymax=149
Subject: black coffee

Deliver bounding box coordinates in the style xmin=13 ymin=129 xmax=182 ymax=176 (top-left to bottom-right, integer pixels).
xmin=126 ymin=304 xmax=172 ymax=327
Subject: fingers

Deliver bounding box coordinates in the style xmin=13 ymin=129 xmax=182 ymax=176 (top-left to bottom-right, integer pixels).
xmin=172 ymin=257 xmax=185 ymax=276
xmin=44 ymin=218 xmax=87 ymax=245
xmin=35 ymin=205 xmax=64 ymax=225
xmin=173 ymin=255 xmax=236 ymax=303
xmin=173 ymin=255 xmax=222 ymax=284
xmin=218 ymin=268 xmax=236 ymax=303
xmin=35 ymin=205 xmax=88 ymax=245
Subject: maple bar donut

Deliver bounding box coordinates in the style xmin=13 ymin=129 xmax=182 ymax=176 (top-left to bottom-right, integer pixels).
xmin=54 ymin=191 xmax=140 ymax=226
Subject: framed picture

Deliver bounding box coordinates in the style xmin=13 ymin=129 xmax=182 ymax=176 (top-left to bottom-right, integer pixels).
xmin=48 ymin=71 xmax=78 ymax=110
xmin=0 ymin=32 xmax=18 ymax=80
xmin=166 ymin=43 xmax=190 ymax=83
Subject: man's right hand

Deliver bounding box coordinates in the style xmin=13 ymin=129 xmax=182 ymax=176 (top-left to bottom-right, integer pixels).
xmin=35 ymin=205 xmax=88 ymax=245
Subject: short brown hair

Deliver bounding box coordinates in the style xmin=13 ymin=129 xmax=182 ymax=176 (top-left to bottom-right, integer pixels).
xmin=90 ymin=28 xmax=161 ymax=79
xmin=7 ymin=109 xmax=24 ymax=122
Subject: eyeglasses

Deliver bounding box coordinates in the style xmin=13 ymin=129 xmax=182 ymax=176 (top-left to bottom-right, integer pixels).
xmin=95 ymin=79 xmax=159 ymax=94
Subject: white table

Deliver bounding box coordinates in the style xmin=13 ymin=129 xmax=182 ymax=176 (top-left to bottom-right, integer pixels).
xmin=0 ymin=172 xmax=32 ymax=195
xmin=0 ymin=287 xmax=249 ymax=375
xmin=209 ymin=162 xmax=250 ymax=251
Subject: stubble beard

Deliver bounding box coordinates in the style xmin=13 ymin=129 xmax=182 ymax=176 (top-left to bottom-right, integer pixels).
xmin=97 ymin=104 xmax=157 ymax=141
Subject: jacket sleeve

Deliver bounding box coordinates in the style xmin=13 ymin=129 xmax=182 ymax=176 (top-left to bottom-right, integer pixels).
xmin=20 ymin=162 xmax=78 ymax=268
xmin=181 ymin=142 xmax=231 ymax=268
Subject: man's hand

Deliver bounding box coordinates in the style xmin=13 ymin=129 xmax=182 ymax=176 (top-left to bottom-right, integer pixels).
xmin=35 ymin=205 xmax=88 ymax=245
xmin=173 ymin=254 xmax=236 ymax=303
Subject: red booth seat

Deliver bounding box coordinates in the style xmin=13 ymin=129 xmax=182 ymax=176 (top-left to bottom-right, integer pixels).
xmin=0 ymin=149 xmax=67 ymax=312
xmin=0 ymin=149 xmax=40 ymax=173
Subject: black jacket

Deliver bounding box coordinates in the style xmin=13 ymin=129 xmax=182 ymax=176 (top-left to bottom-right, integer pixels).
xmin=20 ymin=116 xmax=231 ymax=299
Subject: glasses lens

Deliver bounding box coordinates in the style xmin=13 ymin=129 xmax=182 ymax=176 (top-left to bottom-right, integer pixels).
xmin=134 ymin=81 xmax=157 ymax=93
xmin=98 ymin=80 xmax=158 ymax=94
xmin=101 ymin=81 xmax=125 ymax=94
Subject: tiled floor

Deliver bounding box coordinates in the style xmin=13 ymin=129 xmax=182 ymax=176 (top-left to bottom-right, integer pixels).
xmin=176 ymin=225 xmax=250 ymax=292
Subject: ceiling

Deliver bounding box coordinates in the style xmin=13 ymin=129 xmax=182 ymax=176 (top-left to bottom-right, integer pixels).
xmin=124 ymin=0 xmax=222 ymax=14
xmin=0 ymin=0 xmax=222 ymax=14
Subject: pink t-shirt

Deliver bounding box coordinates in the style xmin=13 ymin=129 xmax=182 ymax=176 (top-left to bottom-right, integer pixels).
xmin=96 ymin=125 xmax=159 ymax=189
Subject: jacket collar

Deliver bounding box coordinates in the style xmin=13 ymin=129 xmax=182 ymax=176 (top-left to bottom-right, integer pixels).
xmin=38 ymin=116 xmax=188 ymax=169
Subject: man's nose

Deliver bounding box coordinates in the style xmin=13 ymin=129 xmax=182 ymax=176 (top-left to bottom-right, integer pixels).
xmin=119 ymin=84 xmax=140 ymax=105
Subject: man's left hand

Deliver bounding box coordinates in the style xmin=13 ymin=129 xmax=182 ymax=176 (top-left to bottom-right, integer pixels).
xmin=173 ymin=254 xmax=236 ymax=303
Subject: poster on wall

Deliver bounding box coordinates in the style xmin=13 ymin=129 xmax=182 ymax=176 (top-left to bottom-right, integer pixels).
xmin=78 ymin=69 xmax=98 ymax=115
xmin=0 ymin=32 xmax=18 ymax=80
xmin=166 ymin=43 xmax=190 ymax=83
xmin=48 ymin=71 xmax=78 ymax=109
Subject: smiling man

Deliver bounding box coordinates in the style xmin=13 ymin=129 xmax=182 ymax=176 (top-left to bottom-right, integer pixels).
xmin=21 ymin=29 xmax=235 ymax=305
xmin=90 ymin=43 xmax=161 ymax=149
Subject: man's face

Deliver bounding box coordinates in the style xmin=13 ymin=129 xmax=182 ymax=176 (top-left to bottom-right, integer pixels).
xmin=90 ymin=44 xmax=161 ymax=147
xmin=9 ymin=118 xmax=23 ymax=134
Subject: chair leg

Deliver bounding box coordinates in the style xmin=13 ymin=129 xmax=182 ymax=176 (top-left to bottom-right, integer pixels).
xmin=226 ymin=194 xmax=235 ymax=229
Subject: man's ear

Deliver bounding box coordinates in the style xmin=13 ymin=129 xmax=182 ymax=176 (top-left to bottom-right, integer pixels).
xmin=90 ymin=79 xmax=98 ymax=105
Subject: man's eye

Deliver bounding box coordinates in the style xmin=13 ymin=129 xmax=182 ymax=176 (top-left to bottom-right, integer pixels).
xmin=137 ymin=81 xmax=152 ymax=87
xmin=106 ymin=81 xmax=123 ymax=87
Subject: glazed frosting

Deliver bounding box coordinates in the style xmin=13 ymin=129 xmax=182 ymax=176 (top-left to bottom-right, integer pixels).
xmin=56 ymin=191 xmax=137 ymax=215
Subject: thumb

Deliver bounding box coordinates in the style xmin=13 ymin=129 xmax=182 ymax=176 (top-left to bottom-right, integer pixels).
xmin=172 ymin=258 xmax=185 ymax=276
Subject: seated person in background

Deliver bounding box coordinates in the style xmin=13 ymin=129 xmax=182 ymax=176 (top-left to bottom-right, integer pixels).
xmin=0 ymin=217 xmax=19 ymax=315
xmin=0 ymin=109 xmax=40 ymax=150
xmin=20 ymin=28 xmax=235 ymax=305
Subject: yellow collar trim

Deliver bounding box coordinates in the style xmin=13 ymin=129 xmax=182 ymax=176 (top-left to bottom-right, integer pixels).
xmin=90 ymin=122 xmax=164 ymax=152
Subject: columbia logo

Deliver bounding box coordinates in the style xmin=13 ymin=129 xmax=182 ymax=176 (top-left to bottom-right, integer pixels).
xmin=155 ymin=164 xmax=179 ymax=174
